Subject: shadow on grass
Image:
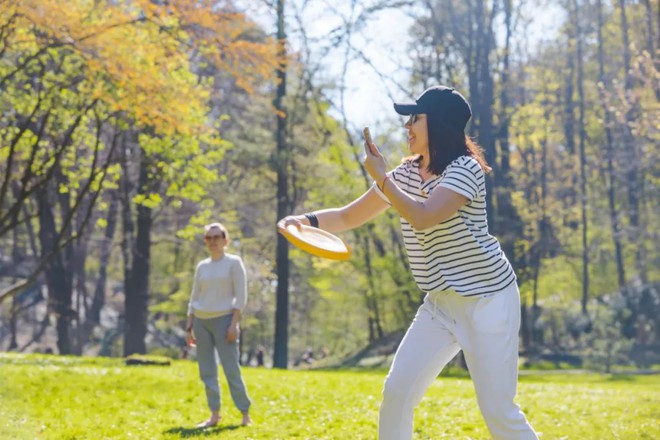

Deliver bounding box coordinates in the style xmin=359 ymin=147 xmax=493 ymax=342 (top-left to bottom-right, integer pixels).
xmin=607 ymin=374 xmax=637 ymax=382
xmin=163 ymin=425 xmax=241 ymax=438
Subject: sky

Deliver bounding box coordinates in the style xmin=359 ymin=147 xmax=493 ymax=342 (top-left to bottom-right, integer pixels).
xmin=317 ymin=2 xmax=564 ymax=132
xmin=286 ymin=2 xmax=417 ymax=136
xmin=248 ymin=1 xmax=563 ymax=143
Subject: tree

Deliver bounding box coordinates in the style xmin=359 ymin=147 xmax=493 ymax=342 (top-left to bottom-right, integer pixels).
xmin=570 ymin=0 xmax=590 ymax=314
xmin=0 ymin=0 xmax=278 ymax=355
xmin=596 ymin=0 xmax=626 ymax=289
xmin=273 ymin=0 xmax=291 ymax=369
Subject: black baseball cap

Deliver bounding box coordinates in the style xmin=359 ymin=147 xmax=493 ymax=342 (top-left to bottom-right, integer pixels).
xmin=393 ymin=85 xmax=472 ymax=132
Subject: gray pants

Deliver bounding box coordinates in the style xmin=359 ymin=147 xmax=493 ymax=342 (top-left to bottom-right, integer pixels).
xmin=193 ymin=315 xmax=251 ymax=413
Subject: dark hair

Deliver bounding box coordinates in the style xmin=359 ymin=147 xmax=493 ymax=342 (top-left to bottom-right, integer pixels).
xmin=409 ymin=113 xmax=489 ymax=176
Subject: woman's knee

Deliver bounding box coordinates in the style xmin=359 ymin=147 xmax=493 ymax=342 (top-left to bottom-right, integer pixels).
xmin=198 ymin=365 xmax=217 ymax=382
xmin=381 ymin=374 xmax=410 ymax=404
xmin=478 ymin=395 xmax=522 ymax=425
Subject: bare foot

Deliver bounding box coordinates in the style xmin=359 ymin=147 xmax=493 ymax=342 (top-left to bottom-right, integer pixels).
xmin=196 ymin=415 xmax=220 ymax=428
xmin=241 ymin=412 xmax=252 ymax=426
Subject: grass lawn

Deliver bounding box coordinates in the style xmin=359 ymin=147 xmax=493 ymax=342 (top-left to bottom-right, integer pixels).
xmin=1 ymin=353 xmax=658 ymax=439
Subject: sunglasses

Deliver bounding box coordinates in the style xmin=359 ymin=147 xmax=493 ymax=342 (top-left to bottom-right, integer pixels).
xmin=204 ymin=233 xmax=225 ymax=241
xmin=406 ymin=114 xmax=422 ymax=125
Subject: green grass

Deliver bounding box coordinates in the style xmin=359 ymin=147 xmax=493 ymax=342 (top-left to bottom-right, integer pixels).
xmin=1 ymin=353 xmax=658 ymax=439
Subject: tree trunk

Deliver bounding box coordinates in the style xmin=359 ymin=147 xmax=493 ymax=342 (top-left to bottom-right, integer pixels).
xmin=470 ymin=0 xmax=497 ymax=225
xmin=641 ymin=0 xmax=655 ymax=56
xmin=80 ymin=191 xmax=118 ymax=346
xmin=120 ymin=142 xmax=134 ymax=356
xmin=495 ymin=0 xmax=521 ymax=258
xmin=640 ymin=0 xmax=659 ymax=100
xmin=9 ymin=295 xmax=18 ymax=350
xmin=563 ymin=29 xmax=576 ymax=159
xmin=8 ymin=227 xmax=20 ymax=350
xmin=531 ymin=101 xmax=550 ymax=351
xmin=619 ymin=0 xmax=644 ymax=283
xmin=72 ymin=230 xmax=89 ymax=355
xmin=561 ymin=1 xmax=580 ymax=236
xmin=89 ymin=193 xmax=119 ymax=324
xmin=273 ymin=0 xmax=290 ymax=369
xmin=520 ymin=300 xmax=530 ymax=354
xmin=573 ymin=0 xmax=589 ymax=315
xmin=498 ymin=0 xmax=512 ymax=179
xmin=359 ymin=232 xmax=384 ymax=342
xmin=38 ymin=189 xmax=74 ymax=354
xmin=123 ymin=151 xmax=151 ymax=356
xmin=597 ymin=0 xmax=626 ymax=289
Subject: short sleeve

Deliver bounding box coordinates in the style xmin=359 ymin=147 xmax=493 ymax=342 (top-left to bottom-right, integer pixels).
xmin=436 ymin=157 xmax=481 ymax=201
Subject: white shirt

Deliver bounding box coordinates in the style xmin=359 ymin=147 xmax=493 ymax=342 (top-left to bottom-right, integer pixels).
xmin=187 ymin=253 xmax=247 ymax=318
xmin=376 ymin=155 xmax=516 ymax=296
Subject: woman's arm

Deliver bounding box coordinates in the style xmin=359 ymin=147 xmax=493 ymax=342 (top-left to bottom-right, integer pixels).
xmin=226 ymin=308 xmax=241 ymax=343
xmin=186 ymin=266 xmax=200 ymax=330
xmin=232 ymin=258 xmax=248 ymax=310
xmin=380 ymin=182 xmax=467 ymax=230
xmin=186 ymin=265 xmax=200 ymax=343
xmin=227 ymin=258 xmax=247 ymax=343
xmin=363 ymin=143 xmax=467 ymax=230
xmin=277 ymin=186 xmax=390 ymax=234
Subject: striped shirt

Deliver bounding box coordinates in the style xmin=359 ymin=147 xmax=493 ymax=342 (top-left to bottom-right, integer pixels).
xmin=375 ymin=155 xmax=516 ymax=296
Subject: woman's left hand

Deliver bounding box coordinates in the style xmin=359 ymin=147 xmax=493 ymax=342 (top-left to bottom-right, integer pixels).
xmin=362 ymin=137 xmax=387 ymax=183
xmin=226 ymin=323 xmax=240 ymax=343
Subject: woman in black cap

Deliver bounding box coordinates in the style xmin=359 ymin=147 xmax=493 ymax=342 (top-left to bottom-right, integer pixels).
xmin=278 ymin=86 xmax=537 ymax=440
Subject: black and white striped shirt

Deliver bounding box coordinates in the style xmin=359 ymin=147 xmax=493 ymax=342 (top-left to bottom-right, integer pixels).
xmin=376 ymin=155 xmax=516 ymax=296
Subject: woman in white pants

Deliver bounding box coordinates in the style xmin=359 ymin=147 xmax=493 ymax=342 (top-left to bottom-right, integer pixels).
xmin=186 ymin=222 xmax=252 ymax=428
xmin=278 ymin=86 xmax=538 ymax=440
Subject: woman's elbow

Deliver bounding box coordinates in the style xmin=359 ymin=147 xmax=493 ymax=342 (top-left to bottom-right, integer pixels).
xmin=336 ymin=210 xmax=357 ymax=232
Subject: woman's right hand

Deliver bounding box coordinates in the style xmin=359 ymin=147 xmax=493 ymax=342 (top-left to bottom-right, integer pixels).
xmin=186 ymin=318 xmax=196 ymax=347
xmin=277 ymin=215 xmax=305 ymax=233
xmin=186 ymin=328 xmax=196 ymax=347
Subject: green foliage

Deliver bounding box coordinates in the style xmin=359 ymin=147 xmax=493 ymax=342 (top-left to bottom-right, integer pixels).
xmin=582 ymin=305 xmax=635 ymax=373
xmin=2 ymin=0 xmax=658 ymax=370
xmin=1 ymin=353 xmax=659 ymax=439
xmin=507 ymin=0 xmax=660 ymax=311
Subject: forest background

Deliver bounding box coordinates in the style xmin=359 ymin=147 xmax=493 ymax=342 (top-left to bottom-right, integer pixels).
xmin=0 ymin=0 xmax=658 ymax=372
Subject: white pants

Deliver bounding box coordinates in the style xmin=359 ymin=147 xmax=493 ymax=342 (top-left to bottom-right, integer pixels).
xmin=378 ymin=283 xmax=538 ymax=440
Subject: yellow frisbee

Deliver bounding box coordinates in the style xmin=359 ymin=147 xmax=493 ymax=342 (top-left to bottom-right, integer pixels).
xmin=279 ymin=224 xmax=351 ymax=261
